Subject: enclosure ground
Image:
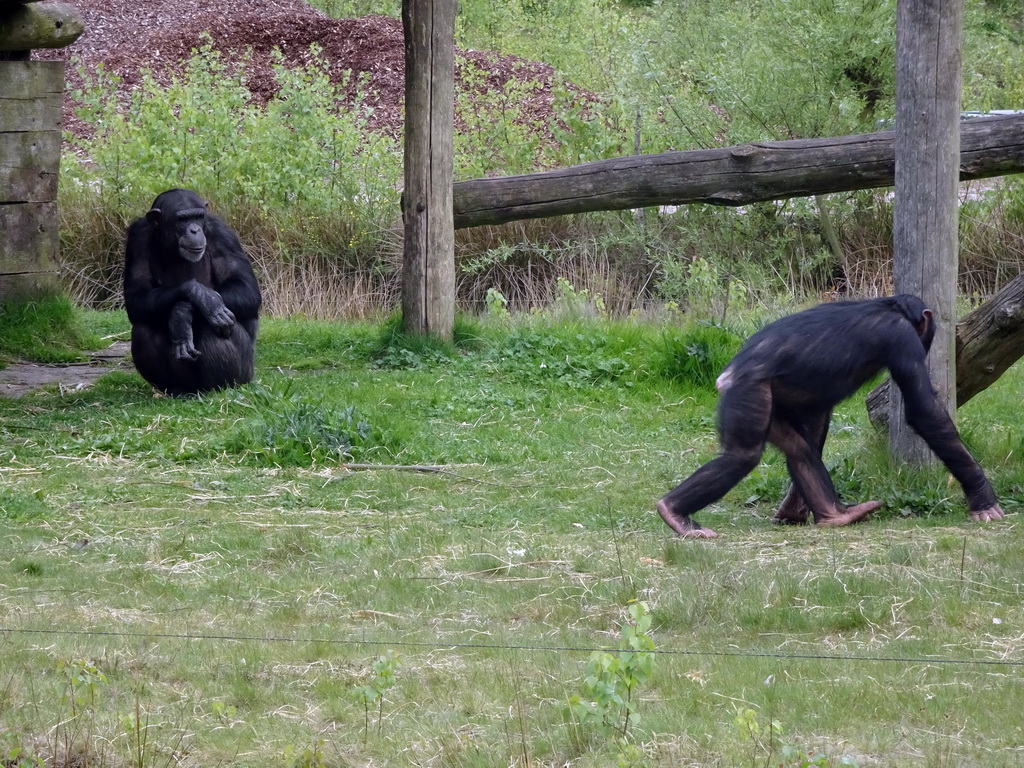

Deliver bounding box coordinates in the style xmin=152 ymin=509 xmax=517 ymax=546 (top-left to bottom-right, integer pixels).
xmin=2 ymin=315 xmax=1023 ymax=766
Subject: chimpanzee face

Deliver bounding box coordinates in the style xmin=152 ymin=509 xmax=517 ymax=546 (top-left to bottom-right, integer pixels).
xmin=145 ymin=189 xmax=209 ymax=263
xmin=172 ymin=208 xmax=208 ymax=262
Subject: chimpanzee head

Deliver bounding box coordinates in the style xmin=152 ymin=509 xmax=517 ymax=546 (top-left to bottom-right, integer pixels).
xmin=891 ymin=294 xmax=935 ymax=353
xmin=146 ymin=188 xmax=209 ymax=263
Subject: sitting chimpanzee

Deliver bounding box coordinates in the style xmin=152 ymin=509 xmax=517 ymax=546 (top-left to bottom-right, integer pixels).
xmin=123 ymin=189 xmax=262 ymax=396
xmin=657 ymin=295 xmax=1004 ymax=538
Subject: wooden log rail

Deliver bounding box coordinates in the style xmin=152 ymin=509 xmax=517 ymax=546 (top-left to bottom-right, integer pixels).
xmin=452 ymin=114 xmax=1024 ymax=229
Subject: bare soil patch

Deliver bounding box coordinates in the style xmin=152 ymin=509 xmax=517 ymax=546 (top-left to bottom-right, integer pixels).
xmin=0 ymin=342 xmax=130 ymax=398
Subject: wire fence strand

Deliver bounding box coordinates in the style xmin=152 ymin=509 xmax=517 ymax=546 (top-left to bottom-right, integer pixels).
xmin=3 ymin=625 xmax=1022 ymax=668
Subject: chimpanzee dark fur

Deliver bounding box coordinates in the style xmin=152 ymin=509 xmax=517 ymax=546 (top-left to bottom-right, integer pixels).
xmin=123 ymin=189 xmax=262 ymax=396
xmin=657 ymin=295 xmax=1003 ymax=538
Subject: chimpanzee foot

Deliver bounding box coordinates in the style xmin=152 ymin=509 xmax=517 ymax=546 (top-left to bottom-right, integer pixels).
xmin=969 ymin=504 xmax=1005 ymax=523
xmin=773 ymin=508 xmax=809 ymax=525
xmin=814 ymin=500 xmax=881 ymax=528
xmin=657 ymin=499 xmax=719 ymax=538
xmin=773 ymin=490 xmax=810 ymax=525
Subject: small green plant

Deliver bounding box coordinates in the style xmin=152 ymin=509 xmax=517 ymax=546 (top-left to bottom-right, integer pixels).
xmin=564 ymin=601 xmax=655 ymax=744
xmin=485 ymin=287 xmax=510 ymax=317
xmin=120 ymin=705 xmax=147 ymax=768
xmin=682 ymin=257 xmax=719 ymax=314
xmin=553 ymin=277 xmax=606 ymax=318
xmin=354 ymin=652 xmax=400 ymax=742
xmin=58 ymin=658 xmax=107 ymax=718
xmin=219 ymin=383 xmax=380 ymax=466
xmin=1 ymin=736 xmax=44 ymax=768
xmin=734 ymin=705 xmax=780 ymax=768
xmin=733 ymin=706 xmax=858 ymax=768
xmin=0 ymin=489 xmax=49 ymax=521
xmin=615 ymin=739 xmax=647 ymax=767
xmin=283 ymin=739 xmax=326 ymax=768
xmin=657 ymin=323 xmax=743 ymax=389
xmin=49 ymin=658 xmax=108 ymax=766
xmin=210 ymin=701 xmax=238 ymax=725
xmin=780 ymin=744 xmax=858 ymax=768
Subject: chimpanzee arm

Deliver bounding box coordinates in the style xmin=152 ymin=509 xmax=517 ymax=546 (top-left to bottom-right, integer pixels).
xmin=888 ymin=351 xmax=1000 ymax=514
xmin=123 ymin=222 xmax=190 ymax=325
xmin=208 ymin=219 xmax=262 ymax=321
xmin=168 ymin=302 xmax=200 ymax=361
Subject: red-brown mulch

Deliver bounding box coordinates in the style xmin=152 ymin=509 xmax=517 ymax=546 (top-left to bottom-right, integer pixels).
xmin=38 ymin=0 xmax=588 ymax=139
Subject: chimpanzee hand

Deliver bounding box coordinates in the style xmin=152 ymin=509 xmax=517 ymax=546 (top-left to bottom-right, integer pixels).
xmin=205 ymin=304 xmax=236 ymax=337
xmin=184 ymin=280 xmax=236 ymax=336
xmin=969 ymin=504 xmax=1005 ymax=522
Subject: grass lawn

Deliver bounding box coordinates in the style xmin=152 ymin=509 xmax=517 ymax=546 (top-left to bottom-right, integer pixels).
xmin=1 ymin=311 xmax=1023 ymax=767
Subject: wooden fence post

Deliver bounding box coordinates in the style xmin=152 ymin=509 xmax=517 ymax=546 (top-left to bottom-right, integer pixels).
xmin=890 ymin=0 xmax=963 ymax=463
xmin=0 ymin=1 xmax=84 ymax=300
xmin=401 ymin=0 xmax=456 ymax=339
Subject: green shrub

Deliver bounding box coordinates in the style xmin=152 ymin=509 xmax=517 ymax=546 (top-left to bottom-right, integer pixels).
xmin=69 ymin=43 xmax=400 ymax=230
xmin=656 ymin=323 xmax=743 ymax=389
xmin=61 ymin=42 xmax=402 ymax=309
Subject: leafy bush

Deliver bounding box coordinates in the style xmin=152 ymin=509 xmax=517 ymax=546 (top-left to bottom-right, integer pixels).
xmin=70 ymin=43 xmax=400 ymax=231
xmin=61 ymin=42 xmax=402 ymax=309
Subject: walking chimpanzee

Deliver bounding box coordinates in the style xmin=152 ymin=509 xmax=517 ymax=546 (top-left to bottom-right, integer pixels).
xmin=657 ymin=295 xmax=1004 ymax=538
xmin=124 ymin=189 xmax=262 ymax=396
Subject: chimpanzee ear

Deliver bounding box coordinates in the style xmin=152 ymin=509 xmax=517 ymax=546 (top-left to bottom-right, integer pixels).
xmin=916 ymin=307 xmax=936 ymax=353
xmin=146 ymin=208 xmax=162 ymax=226
xmin=919 ymin=308 xmax=933 ymax=337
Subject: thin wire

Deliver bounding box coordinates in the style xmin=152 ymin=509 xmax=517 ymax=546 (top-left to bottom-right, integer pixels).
xmin=2 ymin=626 xmax=1021 ymax=668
